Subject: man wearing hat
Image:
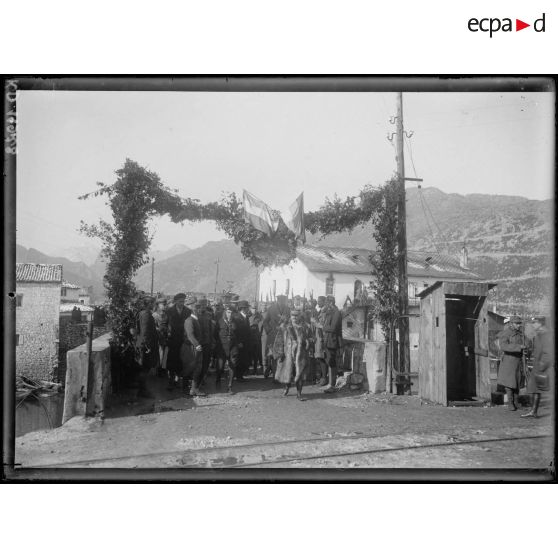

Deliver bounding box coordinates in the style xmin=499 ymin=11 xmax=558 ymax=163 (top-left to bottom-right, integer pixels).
xmin=310 ymin=296 xmax=328 ymax=386
xmin=322 ymin=295 xmax=343 ymax=393
xmin=153 ymin=296 xmax=169 ymax=378
xmin=522 ymin=316 xmax=554 ymax=418
xmin=236 ymin=300 xmax=252 ymax=381
xmin=497 ymin=315 xmax=527 ymax=411
xmin=166 ymin=293 xmax=191 ymax=390
xmin=214 ymin=303 xmax=240 ymax=393
xmin=181 ymin=297 xmax=206 ymax=396
xmin=197 ymin=298 xmax=215 ymax=389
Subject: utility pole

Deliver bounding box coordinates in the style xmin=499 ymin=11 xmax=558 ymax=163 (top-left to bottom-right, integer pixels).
xmin=150 ymin=257 xmax=155 ymax=296
xmin=254 ymin=266 xmax=260 ymax=310
xmin=395 ymin=92 xmax=411 ymax=389
xmin=214 ymin=258 xmax=220 ymax=294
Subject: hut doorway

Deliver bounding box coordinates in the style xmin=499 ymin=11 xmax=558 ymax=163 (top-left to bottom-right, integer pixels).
xmin=445 ymin=297 xmax=479 ymax=402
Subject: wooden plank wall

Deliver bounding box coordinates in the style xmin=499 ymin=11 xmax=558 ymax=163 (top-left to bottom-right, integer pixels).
xmin=435 ymin=287 xmax=448 ymax=405
xmin=419 ymin=295 xmax=432 ymax=401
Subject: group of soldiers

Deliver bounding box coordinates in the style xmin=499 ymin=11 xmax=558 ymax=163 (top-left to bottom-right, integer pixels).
xmin=132 ymin=292 xmax=344 ymax=401
xmin=496 ymin=314 xmax=554 ymax=418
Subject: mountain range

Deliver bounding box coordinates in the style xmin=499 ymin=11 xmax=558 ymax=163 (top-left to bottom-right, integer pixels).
xmin=16 ymin=188 xmax=553 ymax=313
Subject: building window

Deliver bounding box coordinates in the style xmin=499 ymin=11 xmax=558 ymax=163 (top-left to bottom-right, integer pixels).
xmin=61 ymin=287 xmax=67 ymax=297
xmin=285 ymin=279 xmax=290 ymax=296
xmin=16 ymin=334 xmax=22 ymax=345
xmin=16 ymin=294 xmax=23 ymax=307
xmin=354 ymin=279 xmax=363 ymax=301
xmin=326 ymin=274 xmax=334 ymax=296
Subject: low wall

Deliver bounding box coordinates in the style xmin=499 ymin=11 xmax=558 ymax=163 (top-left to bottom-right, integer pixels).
xmin=58 ymin=322 xmax=110 ymax=383
xmin=62 ymin=333 xmax=112 ymax=424
xmin=341 ymin=339 xmax=387 ymax=393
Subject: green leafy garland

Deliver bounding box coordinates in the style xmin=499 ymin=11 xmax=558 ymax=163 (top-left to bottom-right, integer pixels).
xmin=81 ymin=159 xmax=400 ymax=360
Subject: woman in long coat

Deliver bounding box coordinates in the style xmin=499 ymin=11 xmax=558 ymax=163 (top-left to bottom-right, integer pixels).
xmin=496 ymin=315 xmax=525 ymax=411
xmin=274 ymin=311 xmax=312 ymax=400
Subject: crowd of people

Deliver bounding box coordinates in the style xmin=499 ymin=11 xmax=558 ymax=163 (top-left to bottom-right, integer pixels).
xmin=132 ymin=292 xmax=344 ymax=401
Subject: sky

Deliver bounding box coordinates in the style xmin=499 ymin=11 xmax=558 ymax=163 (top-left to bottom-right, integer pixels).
xmin=16 ymin=89 xmax=555 ymax=256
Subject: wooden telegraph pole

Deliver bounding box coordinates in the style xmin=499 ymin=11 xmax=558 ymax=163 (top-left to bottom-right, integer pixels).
xmin=396 ymin=92 xmax=411 ymax=389
xmin=214 ymin=258 xmax=220 ymax=294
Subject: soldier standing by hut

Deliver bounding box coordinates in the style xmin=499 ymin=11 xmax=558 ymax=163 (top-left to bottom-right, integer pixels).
xmin=166 ymin=293 xmax=191 ymax=390
xmin=496 ymin=315 xmax=526 ymax=411
xmin=521 ymin=316 xmax=554 ymax=418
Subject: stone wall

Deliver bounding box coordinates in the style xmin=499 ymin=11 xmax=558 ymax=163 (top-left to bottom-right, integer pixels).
xmin=63 ymin=333 xmax=112 ymax=423
xmin=340 ymin=340 xmax=387 ymax=394
xmin=16 ymin=282 xmax=61 ymax=381
xmin=57 ymin=322 xmax=110 ymax=383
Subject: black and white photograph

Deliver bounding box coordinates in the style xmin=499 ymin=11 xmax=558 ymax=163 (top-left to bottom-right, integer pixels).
xmin=4 ymin=77 xmax=555 ymax=478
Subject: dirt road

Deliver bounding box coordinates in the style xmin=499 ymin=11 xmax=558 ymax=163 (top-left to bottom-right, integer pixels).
xmin=14 ymin=372 xmax=555 ymax=473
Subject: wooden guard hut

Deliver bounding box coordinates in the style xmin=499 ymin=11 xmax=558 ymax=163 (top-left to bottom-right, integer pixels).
xmin=418 ymin=281 xmax=496 ymax=406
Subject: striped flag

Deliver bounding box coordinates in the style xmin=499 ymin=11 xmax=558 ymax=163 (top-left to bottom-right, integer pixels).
xmin=281 ymin=192 xmax=305 ymax=242
xmin=243 ymin=190 xmax=279 ymax=236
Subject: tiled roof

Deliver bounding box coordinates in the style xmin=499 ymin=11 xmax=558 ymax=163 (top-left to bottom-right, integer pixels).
xmin=60 ymin=303 xmax=94 ymax=313
xmin=16 ymin=263 xmax=63 ymax=283
xmin=296 ymin=245 xmax=481 ymax=280
xmin=62 ymin=281 xmax=81 ymax=289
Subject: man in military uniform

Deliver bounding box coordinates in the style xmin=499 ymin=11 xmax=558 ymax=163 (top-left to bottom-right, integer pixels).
xmin=152 ymin=296 xmax=169 ymax=378
xmin=322 ymin=295 xmax=343 ymax=393
xmin=166 ymin=293 xmax=191 ymax=390
xmin=497 ymin=315 xmax=526 ymax=411
xmin=522 ymin=316 xmax=554 ymax=418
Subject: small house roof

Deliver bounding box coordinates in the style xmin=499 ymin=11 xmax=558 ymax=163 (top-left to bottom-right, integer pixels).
xmin=60 ymin=303 xmax=94 ymax=313
xmin=62 ymin=281 xmax=82 ymax=289
xmin=16 ymin=263 xmax=62 ymax=283
xmin=295 ymin=245 xmax=481 ymax=280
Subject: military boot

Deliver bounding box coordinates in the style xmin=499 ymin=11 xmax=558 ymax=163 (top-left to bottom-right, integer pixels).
xmin=521 ymin=394 xmax=541 ymax=418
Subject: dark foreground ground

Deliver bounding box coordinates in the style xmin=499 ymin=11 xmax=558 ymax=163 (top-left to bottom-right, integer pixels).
xmin=14 ymin=368 xmax=555 ymax=473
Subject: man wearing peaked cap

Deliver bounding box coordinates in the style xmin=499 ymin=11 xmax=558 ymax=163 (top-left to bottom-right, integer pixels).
xmin=173 ymin=292 xmax=186 ymax=302
xmin=497 ymin=314 xmax=526 ymax=411
xmin=522 ymin=316 xmax=554 ymax=418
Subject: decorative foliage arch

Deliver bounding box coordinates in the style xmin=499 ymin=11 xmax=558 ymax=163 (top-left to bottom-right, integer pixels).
xmin=80 ymin=159 xmax=401 ymax=360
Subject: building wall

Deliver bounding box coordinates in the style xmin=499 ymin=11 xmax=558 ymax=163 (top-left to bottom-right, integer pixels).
xmin=61 ymin=286 xmax=81 ymax=302
xmin=16 ymin=281 xmax=61 ymax=381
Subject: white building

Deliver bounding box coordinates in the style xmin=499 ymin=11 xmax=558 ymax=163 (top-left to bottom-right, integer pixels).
xmin=258 ymin=244 xmax=479 ymax=309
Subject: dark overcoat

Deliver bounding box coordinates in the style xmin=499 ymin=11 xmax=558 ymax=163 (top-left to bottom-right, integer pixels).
xmin=166 ymin=304 xmax=191 ymax=374
xmin=497 ymin=326 xmax=524 ymax=390
xmin=135 ymin=309 xmax=159 ymax=369
xmin=526 ymin=328 xmax=554 ymax=394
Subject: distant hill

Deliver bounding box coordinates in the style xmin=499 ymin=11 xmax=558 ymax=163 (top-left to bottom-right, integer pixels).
xmin=18 ymin=188 xmax=553 ymax=314
xmin=308 ymin=187 xmax=553 ymax=314
xmin=133 ymin=240 xmax=258 ymax=299
xmin=16 ymin=244 xmax=104 ymax=301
